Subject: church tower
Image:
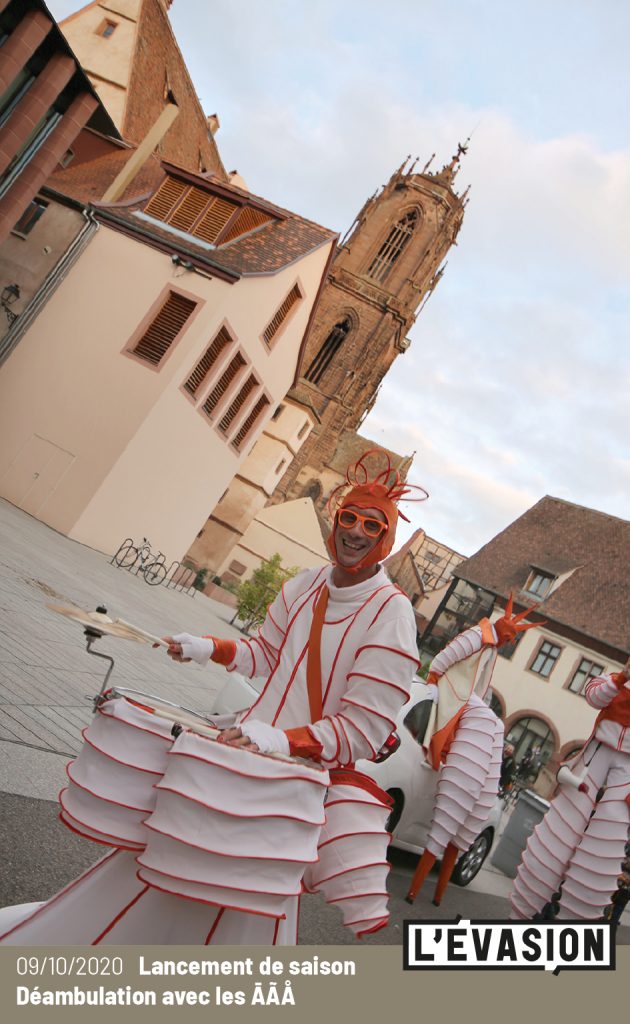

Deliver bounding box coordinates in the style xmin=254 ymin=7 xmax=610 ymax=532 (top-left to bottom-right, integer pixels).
xmin=268 ymin=148 xmax=469 ymax=510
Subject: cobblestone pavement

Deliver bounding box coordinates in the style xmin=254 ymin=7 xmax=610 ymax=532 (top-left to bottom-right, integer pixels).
xmin=0 ymin=496 xmax=240 ymax=757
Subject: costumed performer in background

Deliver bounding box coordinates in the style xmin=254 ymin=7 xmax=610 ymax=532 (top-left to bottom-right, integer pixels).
xmin=405 ymin=597 xmax=537 ymax=906
xmin=510 ymin=657 xmax=630 ymax=921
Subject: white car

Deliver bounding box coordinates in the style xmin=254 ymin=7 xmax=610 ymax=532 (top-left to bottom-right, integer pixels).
xmin=211 ymin=672 xmax=263 ymax=715
xmin=212 ymin=675 xmax=503 ymax=886
xmin=358 ymin=678 xmax=504 ymax=886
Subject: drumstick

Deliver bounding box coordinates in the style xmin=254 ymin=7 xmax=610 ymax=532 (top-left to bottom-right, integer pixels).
xmin=151 ymin=706 xmax=318 ymax=767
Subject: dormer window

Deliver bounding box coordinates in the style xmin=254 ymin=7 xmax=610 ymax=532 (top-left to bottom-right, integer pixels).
xmin=143 ymin=174 xmax=275 ymax=247
xmin=523 ymin=569 xmax=556 ymax=599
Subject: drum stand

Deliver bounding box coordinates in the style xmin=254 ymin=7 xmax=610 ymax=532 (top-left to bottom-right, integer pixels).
xmin=83 ymin=605 xmax=116 ymax=712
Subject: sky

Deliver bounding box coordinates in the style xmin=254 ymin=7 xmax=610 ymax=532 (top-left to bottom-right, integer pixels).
xmin=50 ymin=0 xmax=630 ymax=557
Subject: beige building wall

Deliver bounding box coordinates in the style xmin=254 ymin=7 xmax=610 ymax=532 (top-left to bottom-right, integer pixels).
xmin=186 ymin=399 xmax=316 ymax=572
xmin=219 ymin=497 xmax=329 ymax=585
xmin=61 ymin=1 xmax=141 ymax=129
xmin=488 ymin=618 xmax=626 ymax=753
xmin=0 ymin=223 xmax=333 ymax=560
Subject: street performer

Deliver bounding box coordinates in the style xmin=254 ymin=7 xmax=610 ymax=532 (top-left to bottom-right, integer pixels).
xmin=405 ymin=597 xmax=536 ymax=907
xmin=510 ymin=657 xmax=630 ymax=921
xmin=0 ymin=451 xmax=425 ymax=947
xmin=165 ymin=450 xmax=425 ymax=941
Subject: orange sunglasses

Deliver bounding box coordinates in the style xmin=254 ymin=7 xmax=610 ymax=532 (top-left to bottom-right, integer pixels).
xmin=336 ymin=508 xmax=387 ymax=538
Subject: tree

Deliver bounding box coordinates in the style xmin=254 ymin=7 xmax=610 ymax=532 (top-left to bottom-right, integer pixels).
xmin=235 ymin=554 xmax=299 ymax=634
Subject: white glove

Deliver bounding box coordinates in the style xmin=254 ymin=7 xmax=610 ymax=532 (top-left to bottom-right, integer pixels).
xmin=171 ymin=633 xmax=215 ymax=666
xmin=239 ymin=720 xmax=290 ymax=755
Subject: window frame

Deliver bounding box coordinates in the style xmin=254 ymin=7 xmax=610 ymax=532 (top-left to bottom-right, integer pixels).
xmin=179 ymin=320 xmax=236 ymax=406
xmin=566 ymin=656 xmax=605 ymax=696
xmin=122 ymin=285 xmax=203 ymax=372
xmin=527 ymin=637 xmax=563 ymax=679
xmin=11 ymin=197 xmax=48 ymax=238
xmin=260 ymin=279 xmax=304 ymax=349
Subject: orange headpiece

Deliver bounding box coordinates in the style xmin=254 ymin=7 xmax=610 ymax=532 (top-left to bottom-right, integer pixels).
xmin=326 ymin=450 xmax=428 ymax=572
xmin=493 ymin=594 xmax=543 ymax=646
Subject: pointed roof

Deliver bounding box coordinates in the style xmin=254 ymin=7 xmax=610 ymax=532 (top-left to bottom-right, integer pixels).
xmin=60 ymin=0 xmax=226 ymax=179
xmin=456 ymin=496 xmax=630 ymax=654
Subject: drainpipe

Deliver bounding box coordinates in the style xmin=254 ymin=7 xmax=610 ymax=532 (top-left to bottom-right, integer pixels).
xmin=0 ymin=205 xmax=98 ymax=366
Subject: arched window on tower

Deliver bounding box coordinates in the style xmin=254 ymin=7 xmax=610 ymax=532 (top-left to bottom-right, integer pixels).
xmin=366 ymin=209 xmax=418 ymax=284
xmin=304 ymin=317 xmax=352 ymax=385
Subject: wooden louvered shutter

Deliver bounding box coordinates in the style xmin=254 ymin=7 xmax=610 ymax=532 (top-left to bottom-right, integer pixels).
xmin=218 ymin=374 xmax=258 ymax=434
xmin=132 ymin=292 xmax=197 ymax=366
xmin=169 ymin=187 xmax=211 ymax=232
xmin=221 ymin=206 xmax=272 ymax=244
xmin=263 ymin=283 xmax=302 ymax=346
xmin=184 ymin=326 xmax=232 ymax=397
xmin=145 ymin=177 xmax=188 ymax=221
xmin=233 ymin=395 xmax=270 ymax=449
xmin=202 ymin=352 xmax=245 ymax=417
xmin=195 ymin=197 xmax=237 ymax=244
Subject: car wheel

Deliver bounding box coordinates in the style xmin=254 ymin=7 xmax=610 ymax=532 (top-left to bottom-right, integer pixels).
xmin=385 ymin=789 xmax=404 ymax=833
xmin=451 ymin=829 xmax=493 ymax=887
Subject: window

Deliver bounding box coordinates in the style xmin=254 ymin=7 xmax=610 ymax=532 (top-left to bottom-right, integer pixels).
xmin=218 ymin=373 xmax=258 ymax=434
xmin=221 ymin=206 xmax=274 ymax=243
xmin=366 ymin=209 xmax=418 ymax=284
xmin=12 ymin=198 xmax=48 ymax=237
xmin=183 ymin=326 xmax=232 ymax=398
xmin=262 ymin=283 xmax=302 ymax=346
xmin=403 ymin=700 xmax=433 ymax=745
xmin=202 ymin=352 xmax=246 ymax=418
xmin=0 ymin=68 xmax=35 ymax=130
xmin=305 ymin=317 xmax=351 ymax=384
xmin=497 ymin=632 xmax=523 ymax=661
xmin=568 ymin=658 xmax=605 ymax=695
xmin=271 ymin=405 xmax=284 ymax=421
xmin=524 ymin=569 xmax=555 ymax=598
xmin=144 ymin=175 xmax=275 ymax=246
xmin=229 ymin=560 xmax=247 ymax=576
xmin=232 ymin=395 xmax=270 ymax=450
xmin=0 ymin=109 xmax=61 ymax=199
xmin=530 ymin=640 xmax=562 ymax=678
xmin=297 ymin=420 xmax=310 ymax=439
xmin=59 ymin=148 xmax=75 ymax=169
xmin=98 ymin=20 xmax=117 ymax=38
xmin=276 ymin=458 xmax=287 ymax=475
xmin=506 ymin=717 xmax=554 ymax=770
xmin=130 ymin=291 xmax=197 ymax=367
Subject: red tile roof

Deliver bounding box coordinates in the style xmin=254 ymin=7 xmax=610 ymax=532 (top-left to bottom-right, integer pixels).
xmin=46 ymin=152 xmax=336 ymax=278
xmin=455 ymin=496 xmax=630 ymax=653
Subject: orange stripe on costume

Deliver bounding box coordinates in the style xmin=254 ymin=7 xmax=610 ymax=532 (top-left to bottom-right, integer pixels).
xmin=205 ymin=637 xmax=237 ymax=665
xmin=427 ymin=705 xmax=466 ymax=770
xmin=285 ymin=726 xmax=323 ymax=760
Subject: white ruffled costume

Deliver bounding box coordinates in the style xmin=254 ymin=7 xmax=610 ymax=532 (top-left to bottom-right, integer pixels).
xmin=406 ymin=621 xmax=504 ymax=905
xmin=510 ymin=670 xmax=630 ymax=921
xmin=423 ymin=624 xmax=504 ymax=858
xmin=0 ymin=565 xmax=418 ymax=946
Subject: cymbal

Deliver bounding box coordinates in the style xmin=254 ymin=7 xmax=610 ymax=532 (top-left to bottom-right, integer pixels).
xmin=46 ymin=604 xmax=164 ymax=645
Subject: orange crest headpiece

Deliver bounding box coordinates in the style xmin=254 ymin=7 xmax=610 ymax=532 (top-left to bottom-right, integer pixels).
xmin=326 ymin=449 xmax=428 ymax=572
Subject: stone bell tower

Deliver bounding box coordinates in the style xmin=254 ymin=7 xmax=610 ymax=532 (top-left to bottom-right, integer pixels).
xmin=269 ymin=147 xmax=469 ymax=512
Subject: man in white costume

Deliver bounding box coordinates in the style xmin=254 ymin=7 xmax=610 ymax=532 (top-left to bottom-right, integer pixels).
xmin=0 ymin=453 xmax=423 ymax=946
xmin=166 ymin=452 xmax=424 ymax=939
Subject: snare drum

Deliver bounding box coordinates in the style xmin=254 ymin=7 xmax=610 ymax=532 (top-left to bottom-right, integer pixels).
xmin=59 ymin=689 xmax=211 ymax=850
xmin=137 ymin=725 xmax=330 ymax=916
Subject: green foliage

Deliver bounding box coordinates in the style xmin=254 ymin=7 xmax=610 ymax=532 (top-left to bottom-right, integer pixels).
xmin=236 ymin=553 xmax=299 ymax=633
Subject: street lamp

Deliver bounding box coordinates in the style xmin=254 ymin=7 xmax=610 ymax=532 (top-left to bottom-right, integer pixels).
xmin=1 ymin=283 xmax=20 ymax=325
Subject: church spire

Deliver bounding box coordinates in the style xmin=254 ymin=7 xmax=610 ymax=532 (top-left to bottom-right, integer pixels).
xmin=432 ymin=136 xmax=470 ymax=185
